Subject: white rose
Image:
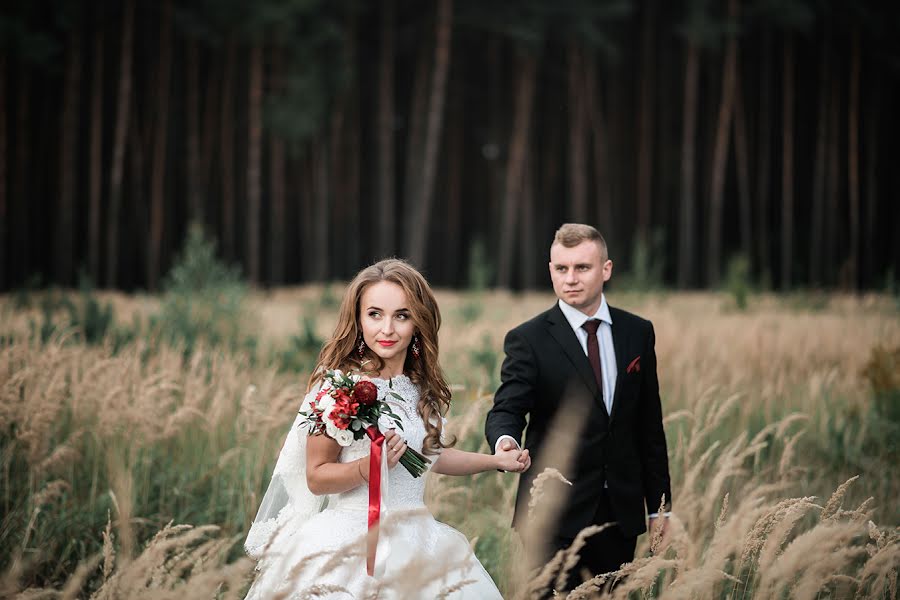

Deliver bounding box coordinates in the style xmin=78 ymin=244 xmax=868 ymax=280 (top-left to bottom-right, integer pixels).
xmin=378 ymin=413 xmax=400 ymax=433
xmin=323 ymin=416 xmax=353 ymax=446
xmin=325 ymin=422 xmax=354 ymax=446
xmin=316 ymin=391 xmax=336 ymax=416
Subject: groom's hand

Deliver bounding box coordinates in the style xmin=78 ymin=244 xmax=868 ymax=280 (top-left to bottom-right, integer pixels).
xmin=496 ymin=440 xmax=531 ymax=473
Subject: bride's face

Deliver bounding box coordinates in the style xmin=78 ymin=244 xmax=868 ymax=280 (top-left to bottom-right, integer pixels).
xmin=359 ymin=281 xmax=417 ymax=372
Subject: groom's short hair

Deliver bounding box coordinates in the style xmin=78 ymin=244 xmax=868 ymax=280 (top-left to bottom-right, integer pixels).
xmin=552 ymin=223 xmax=608 ymax=260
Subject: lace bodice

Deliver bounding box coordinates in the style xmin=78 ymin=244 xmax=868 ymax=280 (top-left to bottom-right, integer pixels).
xmin=333 ymin=375 xmax=430 ymax=511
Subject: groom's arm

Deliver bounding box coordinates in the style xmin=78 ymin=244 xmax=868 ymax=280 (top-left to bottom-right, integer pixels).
xmin=485 ymin=327 xmax=538 ymax=451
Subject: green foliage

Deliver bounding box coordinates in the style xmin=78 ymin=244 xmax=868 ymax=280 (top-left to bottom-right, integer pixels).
xmin=724 ymin=254 xmax=752 ymax=310
xmin=272 ymin=311 xmax=325 ymax=374
xmin=862 ymin=345 xmax=900 ymax=425
xmin=781 ymin=290 xmax=831 ymax=312
xmin=459 ymin=238 xmax=492 ymax=322
xmin=18 ymin=274 xmax=134 ymax=351
xmin=155 ymin=224 xmax=253 ymax=356
xmin=617 ymin=230 xmax=666 ymax=292
xmin=468 ymin=333 xmax=499 ymax=385
xmin=466 ymin=237 xmax=493 ymax=292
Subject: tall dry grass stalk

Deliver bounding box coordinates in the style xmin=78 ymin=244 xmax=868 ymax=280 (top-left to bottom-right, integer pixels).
xmin=2 ymin=290 xmax=898 ymax=597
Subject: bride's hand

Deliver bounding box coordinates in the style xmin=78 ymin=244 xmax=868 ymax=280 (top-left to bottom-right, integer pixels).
xmin=383 ymin=429 xmax=407 ymax=468
xmin=496 ymin=447 xmax=531 ymax=473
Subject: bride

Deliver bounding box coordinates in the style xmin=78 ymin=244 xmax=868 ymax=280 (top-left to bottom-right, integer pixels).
xmin=244 ymin=258 xmax=531 ymax=599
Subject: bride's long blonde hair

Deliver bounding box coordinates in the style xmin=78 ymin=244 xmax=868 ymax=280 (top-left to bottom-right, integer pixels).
xmin=307 ymin=258 xmax=454 ymax=454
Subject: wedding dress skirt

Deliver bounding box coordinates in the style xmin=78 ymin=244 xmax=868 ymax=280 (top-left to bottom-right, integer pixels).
xmin=244 ymin=376 xmax=502 ymax=600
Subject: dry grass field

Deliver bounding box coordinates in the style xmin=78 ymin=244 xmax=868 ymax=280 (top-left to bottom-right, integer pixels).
xmin=1 ymin=285 xmax=898 ymax=599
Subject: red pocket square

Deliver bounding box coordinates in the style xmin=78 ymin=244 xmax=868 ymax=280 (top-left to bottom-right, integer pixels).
xmin=626 ymin=356 xmax=641 ymax=374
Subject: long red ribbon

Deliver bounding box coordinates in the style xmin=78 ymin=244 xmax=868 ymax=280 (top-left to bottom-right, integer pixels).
xmin=364 ymin=425 xmax=385 ymax=576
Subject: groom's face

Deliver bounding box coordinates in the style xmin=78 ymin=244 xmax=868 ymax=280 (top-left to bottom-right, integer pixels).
xmin=549 ymin=241 xmax=612 ymax=315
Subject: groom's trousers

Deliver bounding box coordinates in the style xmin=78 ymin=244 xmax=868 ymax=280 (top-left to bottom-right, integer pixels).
xmin=549 ymin=488 xmax=637 ymax=585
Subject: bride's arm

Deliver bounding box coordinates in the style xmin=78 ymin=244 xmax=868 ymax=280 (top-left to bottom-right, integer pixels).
xmin=306 ymin=430 xmax=408 ymax=494
xmin=431 ymin=447 xmax=530 ymax=476
xmin=306 ymin=435 xmax=368 ymax=495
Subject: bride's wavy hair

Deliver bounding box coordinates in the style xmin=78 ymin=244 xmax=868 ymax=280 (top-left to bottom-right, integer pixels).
xmin=307 ymin=258 xmax=455 ymax=455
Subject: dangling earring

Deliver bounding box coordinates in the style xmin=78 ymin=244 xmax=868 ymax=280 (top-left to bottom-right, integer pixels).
xmin=357 ymin=336 xmax=366 ymax=359
xmin=411 ymin=335 xmax=420 ymax=360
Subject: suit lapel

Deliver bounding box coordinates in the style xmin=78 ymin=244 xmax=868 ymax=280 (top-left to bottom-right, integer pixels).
xmin=609 ymin=306 xmax=629 ymax=425
xmin=545 ymin=305 xmax=601 ymax=400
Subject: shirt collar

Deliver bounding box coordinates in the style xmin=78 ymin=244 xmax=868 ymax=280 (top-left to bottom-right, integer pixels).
xmin=557 ymin=294 xmax=613 ymax=331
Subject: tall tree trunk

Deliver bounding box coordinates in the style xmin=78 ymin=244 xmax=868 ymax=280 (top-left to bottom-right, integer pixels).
xmin=497 ymin=51 xmax=538 ymax=289
xmin=810 ymin=33 xmax=830 ymax=287
xmin=129 ymin=106 xmax=147 ymax=290
xmin=299 ymin=151 xmax=314 ymax=281
xmin=567 ymin=42 xmax=588 ymax=222
xmin=106 ymin=0 xmax=134 ymax=288
xmin=57 ymin=26 xmax=82 ymax=286
xmin=780 ymin=37 xmax=794 ymax=290
xmin=519 ymin=147 xmax=537 ymax=289
xmin=13 ymin=71 xmax=29 ymax=284
xmin=585 ymin=51 xmax=611 ymax=234
xmin=329 ymin=90 xmax=347 ymax=276
xmin=847 ymin=28 xmax=860 ymax=291
xmin=269 ymin=47 xmax=286 ymax=285
xmin=186 ymin=38 xmax=203 ymax=224
xmin=677 ymin=41 xmax=699 ymax=288
xmin=312 ymin=138 xmax=330 ymax=281
xmin=340 ymin=22 xmax=360 ymax=275
xmin=200 ymin=62 xmax=217 ymax=223
xmin=247 ymin=40 xmax=263 ymax=284
xmin=733 ymin=73 xmax=752 ymax=265
xmin=486 ymin=38 xmax=504 ymax=238
xmin=635 ymin=0 xmax=656 ymax=244
xmin=756 ymin=28 xmax=772 ymax=286
xmin=88 ymin=31 xmax=104 ymax=284
xmin=407 ymin=0 xmax=453 ymax=269
xmin=402 ymin=34 xmax=431 ymax=243
xmin=863 ymin=76 xmax=879 ymax=287
xmin=148 ymin=0 xmax=173 ymax=290
xmin=377 ymin=0 xmax=396 ymax=258
xmin=707 ymin=0 xmax=738 ymax=287
xmin=0 ymin=55 xmax=6 ymax=289
xmin=220 ymin=39 xmax=237 ymax=260
xmin=445 ymin=83 xmax=463 ymax=284
xmin=825 ymin=74 xmax=839 ymax=287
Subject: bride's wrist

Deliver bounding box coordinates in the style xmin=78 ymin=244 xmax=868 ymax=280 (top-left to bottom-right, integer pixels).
xmin=357 ymin=458 xmax=368 ymax=483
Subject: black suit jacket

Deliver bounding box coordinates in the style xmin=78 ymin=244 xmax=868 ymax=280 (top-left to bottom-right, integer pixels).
xmin=485 ymin=303 xmax=671 ymax=539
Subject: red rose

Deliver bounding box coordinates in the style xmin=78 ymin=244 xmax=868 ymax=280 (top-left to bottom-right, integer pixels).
xmin=353 ymin=380 xmax=378 ymax=406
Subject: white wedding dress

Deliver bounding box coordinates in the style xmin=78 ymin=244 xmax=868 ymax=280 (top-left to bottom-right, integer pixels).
xmin=244 ymin=375 xmax=503 ymax=600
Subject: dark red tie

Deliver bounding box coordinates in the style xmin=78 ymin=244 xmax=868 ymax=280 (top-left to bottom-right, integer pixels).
xmin=582 ymin=319 xmax=603 ymax=389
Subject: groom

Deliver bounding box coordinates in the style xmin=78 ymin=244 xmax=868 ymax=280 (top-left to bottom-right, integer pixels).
xmin=486 ymin=223 xmax=671 ymax=582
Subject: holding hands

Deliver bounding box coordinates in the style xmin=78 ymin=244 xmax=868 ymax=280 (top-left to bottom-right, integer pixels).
xmin=378 ymin=431 xmax=531 ymax=477
xmin=496 ymin=438 xmax=531 ymax=473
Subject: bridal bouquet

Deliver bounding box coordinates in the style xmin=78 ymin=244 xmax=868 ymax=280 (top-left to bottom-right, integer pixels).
xmin=299 ymin=369 xmax=431 ymax=477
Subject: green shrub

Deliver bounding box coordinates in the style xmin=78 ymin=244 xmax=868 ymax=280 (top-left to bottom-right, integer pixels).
xmin=273 ymin=311 xmax=325 ymax=374
xmin=863 ymin=345 xmax=900 ymax=425
xmin=469 ymin=333 xmax=499 ymax=385
xmin=617 ymin=230 xmax=665 ymax=292
xmin=724 ymin=254 xmax=752 ymax=311
xmin=155 ymin=224 xmax=254 ymax=357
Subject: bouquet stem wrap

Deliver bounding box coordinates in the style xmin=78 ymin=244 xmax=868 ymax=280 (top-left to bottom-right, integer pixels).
xmin=365 ymin=425 xmax=385 ymax=576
